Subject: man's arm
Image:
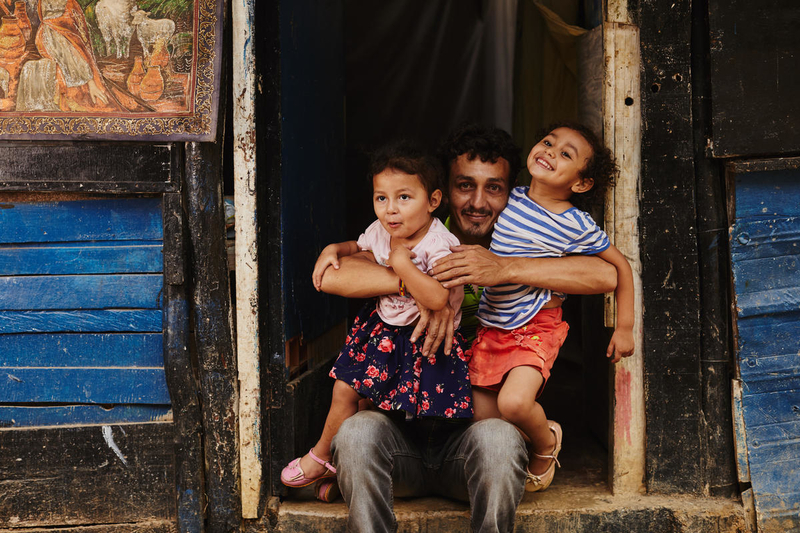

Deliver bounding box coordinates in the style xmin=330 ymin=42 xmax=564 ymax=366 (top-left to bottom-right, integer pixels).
xmin=319 ymin=252 xmax=399 ymax=298
xmin=431 ymin=245 xmax=617 ymax=294
xmin=319 ymin=252 xmax=456 ymax=356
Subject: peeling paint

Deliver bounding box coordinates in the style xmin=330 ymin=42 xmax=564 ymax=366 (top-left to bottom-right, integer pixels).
xmin=101 ymin=425 xmax=128 ymax=467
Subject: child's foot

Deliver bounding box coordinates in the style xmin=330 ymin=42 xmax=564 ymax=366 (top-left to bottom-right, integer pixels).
xmin=524 ymin=420 xmax=562 ymax=493
xmin=281 ymin=447 xmax=337 ymax=488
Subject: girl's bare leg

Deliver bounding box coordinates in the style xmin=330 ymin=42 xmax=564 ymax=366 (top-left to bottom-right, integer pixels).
xmin=297 ymin=379 xmax=361 ymax=478
xmin=471 ymin=386 xmax=502 ymax=421
xmin=496 ymin=366 xmax=556 ymax=475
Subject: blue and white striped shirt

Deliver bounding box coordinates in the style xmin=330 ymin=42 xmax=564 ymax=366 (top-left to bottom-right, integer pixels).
xmin=477 ymin=186 xmax=610 ymax=330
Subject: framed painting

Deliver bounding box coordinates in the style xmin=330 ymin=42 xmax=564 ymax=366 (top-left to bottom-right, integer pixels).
xmin=0 ymin=0 xmax=223 ymax=140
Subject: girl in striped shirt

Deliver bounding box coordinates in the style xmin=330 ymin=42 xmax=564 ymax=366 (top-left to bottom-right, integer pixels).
xmin=468 ymin=123 xmax=634 ymax=492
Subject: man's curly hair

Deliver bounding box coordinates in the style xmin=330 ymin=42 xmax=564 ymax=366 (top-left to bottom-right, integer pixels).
xmin=438 ymin=123 xmax=522 ymax=188
xmin=541 ymin=121 xmax=617 ymax=210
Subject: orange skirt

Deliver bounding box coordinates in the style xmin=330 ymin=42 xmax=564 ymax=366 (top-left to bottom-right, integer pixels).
xmin=468 ymin=308 xmax=569 ymax=397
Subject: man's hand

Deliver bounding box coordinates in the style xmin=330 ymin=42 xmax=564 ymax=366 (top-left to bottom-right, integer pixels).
xmin=410 ymin=300 xmax=455 ymax=357
xmin=606 ymin=328 xmax=634 ymax=364
xmin=431 ymin=245 xmax=509 ymax=289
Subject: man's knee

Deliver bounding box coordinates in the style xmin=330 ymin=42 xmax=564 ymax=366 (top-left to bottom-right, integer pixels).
xmin=333 ymin=410 xmax=392 ymax=452
xmin=465 ymin=418 xmax=526 ymax=465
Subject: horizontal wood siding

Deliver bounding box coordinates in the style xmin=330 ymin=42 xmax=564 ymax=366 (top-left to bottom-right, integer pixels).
xmin=0 ymin=274 xmax=163 ymax=310
xmin=0 ymin=405 xmax=172 ymax=428
xmin=0 ymin=143 xmax=179 ymax=194
xmin=0 ymin=333 xmax=164 ymax=366
xmin=0 ymin=242 xmax=163 ymax=275
xmin=0 ymin=198 xmax=169 ymax=427
xmin=0 ymin=423 xmax=176 ymax=527
xmin=0 ymin=310 xmax=163 ymax=333
xmin=0 ymin=198 xmax=163 ymax=243
xmin=730 ymin=167 xmax=800 ymax=531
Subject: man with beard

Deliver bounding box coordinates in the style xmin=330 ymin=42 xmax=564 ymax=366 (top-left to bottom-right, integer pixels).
xmin=316 ymin=123 xmax=616 ymax=532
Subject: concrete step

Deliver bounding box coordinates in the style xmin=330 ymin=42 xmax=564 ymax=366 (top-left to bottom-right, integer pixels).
xmin=251 ymin=484 xmax=746 ymax=533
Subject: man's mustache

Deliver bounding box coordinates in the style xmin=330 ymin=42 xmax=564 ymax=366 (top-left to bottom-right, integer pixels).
xmin=461 ymin=209 xmax=493 ymax=217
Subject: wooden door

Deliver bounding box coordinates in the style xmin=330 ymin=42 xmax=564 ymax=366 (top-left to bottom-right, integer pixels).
xmin=729 ymin=160 xmax=800 ymax=532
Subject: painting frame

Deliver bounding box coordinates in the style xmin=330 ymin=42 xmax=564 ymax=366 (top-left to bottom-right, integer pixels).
xmin=0 ymin=0 xmax=223 ymax=141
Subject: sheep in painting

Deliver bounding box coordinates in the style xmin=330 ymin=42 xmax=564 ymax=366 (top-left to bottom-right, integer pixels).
xmin=131 ymin=9 xmax=176 ymax=63
xmin=95 ymin=0 xmax=138 ymax=59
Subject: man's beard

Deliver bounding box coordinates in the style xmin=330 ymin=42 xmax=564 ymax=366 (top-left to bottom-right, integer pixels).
xmin=460 ymin=210 xmax=493 ymax=236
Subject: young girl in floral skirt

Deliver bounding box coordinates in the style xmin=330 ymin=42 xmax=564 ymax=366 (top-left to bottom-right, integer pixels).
xmin=281 ymin=141 xmax=471 ymax=489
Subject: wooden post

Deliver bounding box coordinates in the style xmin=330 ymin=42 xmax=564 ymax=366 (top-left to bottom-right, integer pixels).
xmin=232 ymin=0 xmax=262 ymax=518
xmin=163 ymin=192 xmax=206 ymax=533
xmin=185 ymin=141 xmax=242 ymax=532
xmin=604 ymin=2 xmax=646 ymax=495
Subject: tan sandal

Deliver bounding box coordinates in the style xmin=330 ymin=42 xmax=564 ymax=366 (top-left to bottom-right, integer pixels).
xmin=525 ymin=420 xmax=562 ymax=492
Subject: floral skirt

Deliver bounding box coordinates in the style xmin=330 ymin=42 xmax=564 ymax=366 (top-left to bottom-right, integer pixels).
xmin=330 ymin=302 xmax=473 ymax=418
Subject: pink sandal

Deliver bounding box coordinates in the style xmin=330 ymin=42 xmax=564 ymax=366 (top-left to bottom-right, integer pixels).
xmin=314 ymin=478 xmax=341 ymax=502
xmin=281 ymin=448 xmax=337 ymax=488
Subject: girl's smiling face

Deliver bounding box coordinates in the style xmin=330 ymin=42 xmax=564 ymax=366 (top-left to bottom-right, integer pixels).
xmin=527 ymin=127 xmax=594 ymax=203
xmin=373 ymin=168 xmax=442 ymax=246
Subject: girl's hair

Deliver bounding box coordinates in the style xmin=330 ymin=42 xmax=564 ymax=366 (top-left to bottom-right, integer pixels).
xmin=542 ymin=121 xmax=618 ymax=209
xmin=368 ymin=140 xmax=444 ymax=198
xmin=439 ymin=122 xmax=522 ymax=188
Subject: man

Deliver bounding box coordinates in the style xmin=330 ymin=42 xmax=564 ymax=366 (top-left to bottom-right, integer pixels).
xmin=318 ymin=124 xmax=616 ymax=532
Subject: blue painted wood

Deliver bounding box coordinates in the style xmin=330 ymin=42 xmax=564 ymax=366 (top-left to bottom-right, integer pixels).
xmin=0 ymin=310 xmax=163 ymax=333
xmin=735 ymin=170 xmax=800 ymax=218
xmin=730 ymin=217 xmax=800 ymax=262
xmin=0 ymin=242 xmax=163 ymax=275
xmin=0 ymin=274 xmax=163 ymax=311
xmin=0 ymin=333 xmax=163 ymax=368
xmin=1 ymin=368 xmax=171 ymax=404
xmin=0 ymin=405 xmax=172 ymax=428
xmin=731 ymin=168 xmax=800 ymax=528
xmin=0 ymin=199 xmax=163 ymax=244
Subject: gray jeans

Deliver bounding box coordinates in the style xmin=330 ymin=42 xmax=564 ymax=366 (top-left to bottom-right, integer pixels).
xmin=331 ymin=410 xmax=527 ymax=533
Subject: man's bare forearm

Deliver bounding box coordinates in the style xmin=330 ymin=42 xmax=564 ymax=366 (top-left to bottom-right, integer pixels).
xmin=319 ymin=253 xmax=399 ymax=298
xmin=505 ymin=254 xmax=617 ymax=294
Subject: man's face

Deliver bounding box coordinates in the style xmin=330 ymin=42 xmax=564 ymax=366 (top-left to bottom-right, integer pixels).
xmin=447 ymin=154 xmax=511 ymax=244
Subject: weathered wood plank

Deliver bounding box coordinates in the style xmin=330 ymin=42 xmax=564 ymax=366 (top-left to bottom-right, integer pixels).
xmin=1 ymin=368 xmax=170 ymax=404
xmin=0 ymin=274 xmax=163 ymax=311
xmin=162 ymin=193 xmax=185 ymax=286
xmin=0 ymin=198 xmax=163 ymax=244
xmin=737 ymin=313 xmax=800 ymax=356
xmin=0 ymin=310 xmax=163 ymax=334
xmin=0 ymin=243 xmax=163 ymax=276
xmin=733 ymin=170 xmax=800 ymax=217
xmin=730 ymin=217 xmax=800 ymax=262
xmin=0 ymin=333 xmax=163 ymax=367
xmin=731 ymin=167 xmax=800 ymax=531
xmin=185 ymin=141 xmax=241 ymax=528
xmin=163 ymin=280 xmax=205 ymax=531
xmin=0 ymin=143 xmax=178 ymax=194
xmin=0 ymin=424 xmax=175 ymax=528
xmin=233 ymin=0 xmax=262 ymax=512
xmin=708 ymin=0 xmax=800 ymax=156
xmin=0 ymin=405 xmax=172 ymax=428
xmin=603 ymin=19 xmax=645 ymax=496
xmin=641 ymin=0 xmax=703 ymax=494
xmin=0 ymin=521 xmax=177 ymax=532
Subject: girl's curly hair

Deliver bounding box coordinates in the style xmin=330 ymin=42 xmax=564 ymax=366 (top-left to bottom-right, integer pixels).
xmin=541 ymin=122 xmax=618 ymax=210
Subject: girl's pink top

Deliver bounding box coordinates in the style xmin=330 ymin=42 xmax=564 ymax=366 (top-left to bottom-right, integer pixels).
xmin=357 ymin=218 xmax=464 ymax=327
